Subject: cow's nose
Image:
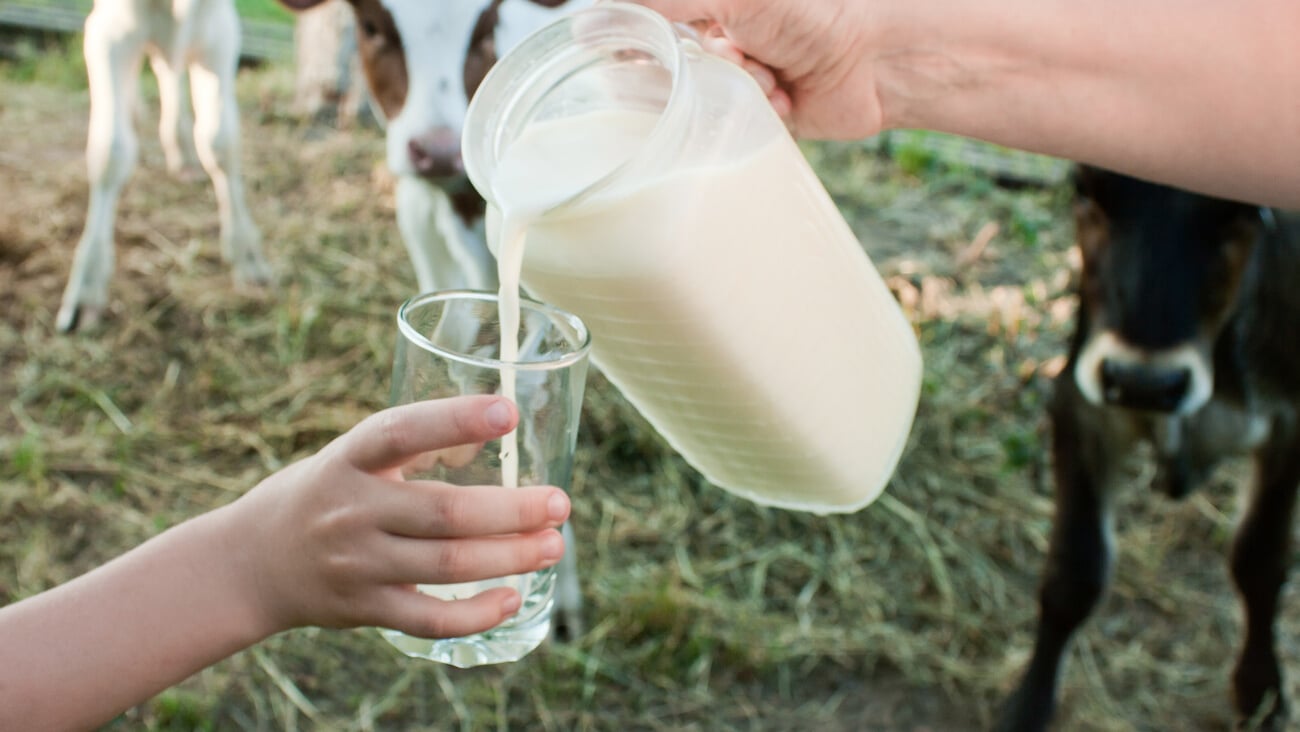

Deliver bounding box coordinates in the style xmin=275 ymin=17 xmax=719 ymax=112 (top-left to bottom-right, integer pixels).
xmin=407 ymin=128 xmax=463 ymax=179
xmin=1099 ymin=358 xmax=1191 ymax=413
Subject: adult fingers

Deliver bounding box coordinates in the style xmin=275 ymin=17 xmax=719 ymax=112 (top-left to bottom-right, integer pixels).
xmin=378 ymin=585 xmax=528 ymax=640
xmin=699 ymin=35 xmax=794 ymax=131
xmin=377 ymin=483 xmax=571 ymax=538
xmin=340 ymin=396 xmax=518 ymax=473
xmin=768 ymin=87 xmax=794 ymax=130
xmin=373 ymin=529 xmax=566 ymax=585
xmin=621 ymin=0 xmax=723 ymax=24
xmin=740 ymin=57 xmax=777 ymax=98
xmin=700 ymin=30 xmax=743 ymax=65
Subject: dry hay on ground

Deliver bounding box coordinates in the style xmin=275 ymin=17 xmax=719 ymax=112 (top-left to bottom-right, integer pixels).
xmin=0 ymin=56 xmax=1294 ymax=732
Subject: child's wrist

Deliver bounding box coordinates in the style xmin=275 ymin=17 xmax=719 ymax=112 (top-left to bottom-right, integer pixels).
xmin=202 ymin=502 xmax=289 ymax=641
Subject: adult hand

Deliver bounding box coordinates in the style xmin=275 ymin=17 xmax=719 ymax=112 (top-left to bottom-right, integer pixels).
xmin=629 ymin=0 xmax=884 ymax=139
xmin=223 ymin=395 xmax=571 ymax=640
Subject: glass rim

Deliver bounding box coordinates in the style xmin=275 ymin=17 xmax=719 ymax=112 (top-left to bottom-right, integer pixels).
xmin=396 ymin=289 xmax=592 ymax=371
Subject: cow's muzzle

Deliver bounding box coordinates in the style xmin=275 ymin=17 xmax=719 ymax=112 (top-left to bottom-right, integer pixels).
xmin=1073 ymin=331 xmax=1213 ymax=415
xmin=408 ymin=128 xmax=464 ymax=180
xmin=1099 ymin=359 xmax=1190 ymax=412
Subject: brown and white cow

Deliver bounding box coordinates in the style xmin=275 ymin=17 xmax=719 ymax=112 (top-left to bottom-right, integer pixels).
xmin=280 ymin=0 xmax=589 ymax=295
xmin=58 ymin=0 xmax=271 ymax=332
xmin=279 ymin=0 xmax=593 ymax=638
xmin=996 ymin=167 xmax=1300 ymax=731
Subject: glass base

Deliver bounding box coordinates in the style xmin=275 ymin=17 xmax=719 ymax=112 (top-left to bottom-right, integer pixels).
xmin=379 ymin=568 xmax=557 ymax=668
xmin=379 ymin=596 xmax=554 ymax=668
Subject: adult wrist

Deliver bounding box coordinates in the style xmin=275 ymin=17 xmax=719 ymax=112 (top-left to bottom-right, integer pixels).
xmin=870 ymin=0 xmax=1032 ymax=135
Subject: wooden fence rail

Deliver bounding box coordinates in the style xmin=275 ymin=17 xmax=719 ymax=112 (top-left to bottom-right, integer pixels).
xmin=0 ymin=0 xmax=294 ymax=62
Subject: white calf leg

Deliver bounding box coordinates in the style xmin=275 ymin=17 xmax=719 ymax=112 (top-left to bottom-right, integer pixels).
xmin=187 ymin=10 xmax=271 ymax=286
xmin=397 ymin=177 xmax=469 ymax=294
xmin=554 ymin=522 xmax=584 ymax=639
xmin=433 ymin=198 xmax=496 ymax=293
xmin=57 ymin=11 xmax=144 ymax=332
xmin=148 ymin=52 xmax=200 ymax=178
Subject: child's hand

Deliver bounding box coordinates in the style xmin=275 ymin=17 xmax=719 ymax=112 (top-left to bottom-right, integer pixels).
xmin=222 ymin=395 xmax=572 ymax=640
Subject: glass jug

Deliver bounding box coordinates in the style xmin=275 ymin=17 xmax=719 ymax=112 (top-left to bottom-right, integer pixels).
xmin=462 ymin=2 xmax=922 ymax=514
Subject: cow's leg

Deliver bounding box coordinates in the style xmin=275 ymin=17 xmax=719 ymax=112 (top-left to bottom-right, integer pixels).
xmin=552 ymin=522 xmax=583 ymax=639
xmin=1229 ymin=425 xmax=1300 ymax=731
xmin=437 ymin=203 xmax=497 ymax=294
xmin=57 ymin=10 xmax=145 ymax=332
xmin=396 ymin=177 xmax=498 ymax=294
xmin=148 ymin=51 xmax=201 ymax=180
xmin=187 ymin=5 xmax=272 ymax=286
xmin=995 ymin=383 xmax=1120 ymax=732
xmin=396 ymin=177 xmax=458 ymax=294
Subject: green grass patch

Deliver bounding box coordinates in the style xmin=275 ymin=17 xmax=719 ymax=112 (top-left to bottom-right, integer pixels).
xmin=0 ymin=33 xmax=86 ymax=89
xmin=235 ymin=0 xmax=294 ymax=24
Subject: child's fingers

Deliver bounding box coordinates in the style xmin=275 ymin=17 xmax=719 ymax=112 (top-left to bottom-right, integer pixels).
xmin=399 ymin=442 xmax=486 ymax=477
xmin=377 ymin=484 xmax=570 ymax=538
xmin=378 ymin=586 xmax=527 ymax=640
xmin=373 ymin=529 xmax=566 ymax=585
xmin=341 ymin=396 xmax=518 ymax=472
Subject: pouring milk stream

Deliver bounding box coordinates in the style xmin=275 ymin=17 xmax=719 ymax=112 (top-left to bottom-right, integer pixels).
xmin=477 ymin=3 xmax=922 ymax=513
xmin=494 ymin=114 xmax=658 ymax=489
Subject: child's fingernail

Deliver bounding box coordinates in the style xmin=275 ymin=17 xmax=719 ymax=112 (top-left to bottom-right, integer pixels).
xmin=540 ymin=530 xmax=565 ymax=561
xmin=547 ymin=491 xmax=570 ymax=522
xmin=485 ymin=400 xmax=513 ymax=431
xmin=501 ymin=591 xmax=522 ymax=615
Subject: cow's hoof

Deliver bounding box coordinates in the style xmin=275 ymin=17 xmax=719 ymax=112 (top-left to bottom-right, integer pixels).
xmin=551 ymin=611 xmax=584 ymax=643
xmin=232 ymin=255 xmax=275 ymax=289
xmin=1236 ymin=695 xmax=1288 ymax=732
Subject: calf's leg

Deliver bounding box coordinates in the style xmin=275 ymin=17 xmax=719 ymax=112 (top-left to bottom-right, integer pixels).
xmin=1229 ymin=426 xmax=1300 ymax=731
xmin=995 ymin=388 xmax=1118 ymax=732
xmin=396 ymin=178 xmax=497 ymax=295
xmin=188 ymin=4 xmax=272 ymax=286
xmin=552 ymin=522 xmax=584 ymax=640
xmin=58 ymin=10 xmax=145 ymax=332
xmin=149 ymin=52 xmax=201 ymax=179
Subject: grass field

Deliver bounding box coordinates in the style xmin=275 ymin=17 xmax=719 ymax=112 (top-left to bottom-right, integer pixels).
xmin=1 ymin=33 xmax=1295 ymax=732
xmin=234 ymin=0 xmax=292 ymax=23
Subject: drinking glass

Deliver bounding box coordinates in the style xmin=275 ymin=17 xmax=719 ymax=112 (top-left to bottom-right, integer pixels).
xmin=382 ymin=290 xmax=590 ymax=667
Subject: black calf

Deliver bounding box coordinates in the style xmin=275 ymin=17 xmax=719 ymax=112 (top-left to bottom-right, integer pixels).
xmin=995 ymin=167 xmax=1300 ymax=731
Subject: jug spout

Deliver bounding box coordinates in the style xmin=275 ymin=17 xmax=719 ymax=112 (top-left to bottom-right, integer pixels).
xmin=463 ymin=2 xmax=694 ymax=218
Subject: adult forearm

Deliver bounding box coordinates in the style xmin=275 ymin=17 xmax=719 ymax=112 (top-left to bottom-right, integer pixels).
xmin=876 ymin=0 xmax=1300 ymax=206
xmin=0 ymin=506 xmax=273 ymax=731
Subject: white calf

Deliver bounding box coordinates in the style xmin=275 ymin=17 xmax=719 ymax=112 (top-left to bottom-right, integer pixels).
xmin=278 ymin=0 xmax=588 ymax=295
xmin=280 ymin=0 xmax=592 ymax=638
xmin=58 ymin=0 xmax=271 ymax=332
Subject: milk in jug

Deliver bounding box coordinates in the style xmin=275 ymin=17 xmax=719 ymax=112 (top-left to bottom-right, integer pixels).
xmin=465 ymin=2 xmax=922 ymax=514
